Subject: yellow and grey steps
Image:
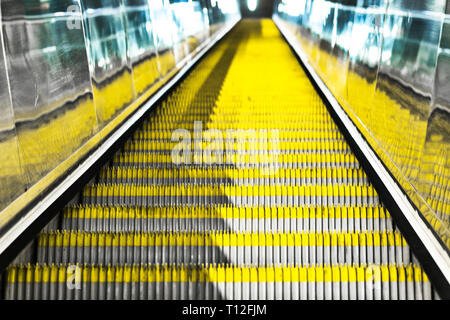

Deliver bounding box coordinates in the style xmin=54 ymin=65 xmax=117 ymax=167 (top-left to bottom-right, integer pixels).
xmin=60 ymin=205 xmax=394 ymax=233
xmin=110 ymin=151 xmax=361 ymax=169
xmin=35 ymin=230 xmax=411 ymax=266
xmin=147 ymin=111 xmax=338 ymax=122
xmin=5 ymin=263 xmax=432 ymax=300
xmin=120 ymin=139 xmax=352 ymax=153
xmin=80 ymin=183 xmax=379 ymax=207
xmin=144 ymin=122 xmax=344 ymax=131
xmin=98 ymin=166 xmax=370 ymax=186
xmin=129 ymin=128 xmax=346 ymax=140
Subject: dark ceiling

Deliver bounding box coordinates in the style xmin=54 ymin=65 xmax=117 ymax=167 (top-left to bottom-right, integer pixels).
xmin=238 ymin=0 xmax=276 ymax=18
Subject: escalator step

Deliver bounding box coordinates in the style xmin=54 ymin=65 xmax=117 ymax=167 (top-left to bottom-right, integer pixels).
xmin=35 ymin=230 xmax=410 ymax=266
xmin=5 ymin=263 xmax=431 ymax=300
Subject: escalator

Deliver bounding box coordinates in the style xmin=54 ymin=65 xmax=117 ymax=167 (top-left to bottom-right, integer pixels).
xmin=2 ymin=19 xmax=436 ymax=300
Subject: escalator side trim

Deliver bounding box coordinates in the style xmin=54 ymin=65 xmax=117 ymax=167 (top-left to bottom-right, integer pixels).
xmin=274 ymin=15 xmax=450 ymax=299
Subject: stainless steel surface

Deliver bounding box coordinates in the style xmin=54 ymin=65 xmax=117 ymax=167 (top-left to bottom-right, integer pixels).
xmin=0 ymin=2 xmax=24 ymax=211
xmin=274 ymin=0 xmax=450 ymax=250
xmin=372 ymin=0 xmax=448 ymax=247
xmin=1 ymin=0 xmax=97 ymax=191
xmin=329 ymin=4 xmax=351 ymax=100
xmin=171 ymin=0 xmax=210 ymax=55
xmin=81 ymin=0 xmax=135 ymax=127
xmin=346 ymin=1 xmax=386 ymax=130
xmin=122 ymin=0 xmax=160 ymax=96
xmin=422 ymin=2 xmax=450 ymax=245
xmin=148 ymin=0 xmax=179 ymax=77
xmin=373 ymin=0 xmax=443 ymax=183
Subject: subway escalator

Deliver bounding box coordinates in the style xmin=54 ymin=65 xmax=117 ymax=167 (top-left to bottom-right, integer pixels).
xmin=1 ymin=20 xmax=440 ymax=300
xmin=0 ymin=0 xmax=449 ymax=303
